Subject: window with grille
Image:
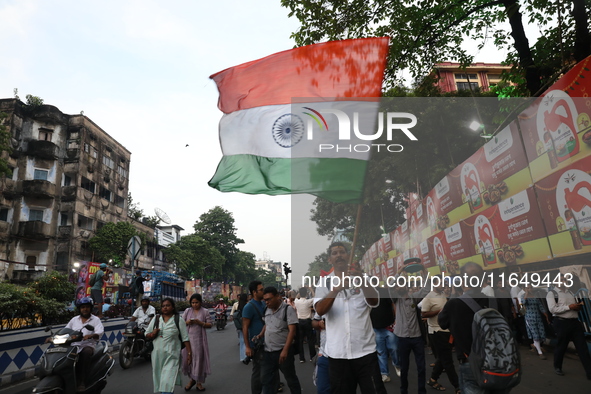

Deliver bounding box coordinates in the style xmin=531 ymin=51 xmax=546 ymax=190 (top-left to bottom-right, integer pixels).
xmin=0 ymin=208 xmax=8 ymax=221
xmin=78 ymin=215 xmax=94 ymax=230
xmin=456 ymin=82 xmax=479 ymax=90
xmin=34 ymin=169 xmax=48 ymax=180
xmin=29 ymin=209 xmax=44 ymax=221
xmin=81 ymin=177 xmax=95 ymax=193
xmin=99 ymin=186 xmax=112 ymax=201
xmin=38 ymin=128 xmax=53 ymax=141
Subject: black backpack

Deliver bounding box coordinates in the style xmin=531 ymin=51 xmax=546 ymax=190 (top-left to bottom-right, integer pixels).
xmin=233 ymin=308 xmax=243 ymax=330
xmin=460 ymin=295 xmax=521 ymax=390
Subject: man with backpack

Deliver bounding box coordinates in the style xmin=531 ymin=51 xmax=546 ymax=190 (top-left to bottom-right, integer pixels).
xmin=243 ymin=280 xmax=267 ymax=394
xmin=261 ymin=286 xmax=301 ymax=394
xmin=546 ymin=273 xmax=591 ymax=379
xmin=438 ymin=262 xmax=519 ymax=394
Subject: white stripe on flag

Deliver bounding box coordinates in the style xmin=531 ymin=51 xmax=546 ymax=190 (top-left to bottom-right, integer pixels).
xmin=219 ymin=101 xmax=380 ymax=160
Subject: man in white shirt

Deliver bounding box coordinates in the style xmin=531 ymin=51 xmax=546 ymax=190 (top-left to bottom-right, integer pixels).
xmin=546 ymin=275 xmax=591 ymax=379
xmin=294 ymin=287 xmax=316 ymax=363
xmin=130 ymin=296 xmax=156 ymax=330
xmin=314 ymin=242 xmax=386 ymax=394
xmin=64 ymin=296 xmax=105 ymax=392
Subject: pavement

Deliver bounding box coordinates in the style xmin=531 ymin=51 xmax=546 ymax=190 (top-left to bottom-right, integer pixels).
xmin=1 ymin=328 xmax=590 ymax=393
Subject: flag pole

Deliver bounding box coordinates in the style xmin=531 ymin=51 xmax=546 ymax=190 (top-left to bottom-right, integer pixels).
xmin=348 ymin=203 xmax=363 ymax=267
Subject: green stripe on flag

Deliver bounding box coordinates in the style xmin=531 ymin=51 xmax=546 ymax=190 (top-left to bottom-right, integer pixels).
xmin=208 ymin=154 xmax=367 ymax=204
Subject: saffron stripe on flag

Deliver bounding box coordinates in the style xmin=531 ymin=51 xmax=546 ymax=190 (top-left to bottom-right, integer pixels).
xmin=210 ymin=37 xmax=389 ymax=114
xmin=208 ymin=154 xmax=368 ymax=204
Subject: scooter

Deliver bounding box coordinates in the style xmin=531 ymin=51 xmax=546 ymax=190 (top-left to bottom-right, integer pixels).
xmin=33 ymin=325 xmax=115 ymax=394
xmin=215 ymin=308 xmax=227 ymax=330
xmin=119 ymin=315 xmax=154 ymax=369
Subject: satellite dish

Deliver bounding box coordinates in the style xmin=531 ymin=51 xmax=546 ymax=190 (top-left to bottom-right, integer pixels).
xmin=154 ymin=207 xmax=171 ymax=224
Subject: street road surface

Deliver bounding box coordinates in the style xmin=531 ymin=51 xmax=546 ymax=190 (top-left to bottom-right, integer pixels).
xmin=1 ymin=324 xmax=589 ymax=393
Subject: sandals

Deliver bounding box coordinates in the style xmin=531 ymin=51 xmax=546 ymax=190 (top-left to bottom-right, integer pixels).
xmin=427 ymin=379 xmax=446 ymax=391
xmin=184 ymin=380 xmax=196 ymax=391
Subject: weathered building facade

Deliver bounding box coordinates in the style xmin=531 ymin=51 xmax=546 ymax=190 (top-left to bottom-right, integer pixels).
xmin=0 ymin=99 xmax=131 ymax=281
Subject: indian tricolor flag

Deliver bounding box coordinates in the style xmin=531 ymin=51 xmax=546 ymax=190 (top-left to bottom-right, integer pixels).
xmin=208 ymin=37 xmax=389 ymax=204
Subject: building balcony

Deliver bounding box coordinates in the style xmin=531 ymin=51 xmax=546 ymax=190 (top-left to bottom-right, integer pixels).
xmin=64 ymin=149 xmax=80 ymax=163
xmin=1 ymin=178 xmax=18 ymax=199
xmin=27 ymin=140 xmax=59 ymax=160
xmin=18 ymin=221 xmax=52 ymax=239
xmin=58 ymin=225 xmax=72 ymax=239
xmin=22 ymin=180 xmax=56 ymax=199
xmin=61 ymin=185 xmax=77 ymax=202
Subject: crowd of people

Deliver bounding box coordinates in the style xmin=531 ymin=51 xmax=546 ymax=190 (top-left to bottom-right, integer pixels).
xmin=62 ymin=243 xmax=591 ymax=394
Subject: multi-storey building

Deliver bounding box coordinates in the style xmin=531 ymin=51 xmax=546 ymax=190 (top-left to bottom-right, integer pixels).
xmin=0 ymin=99 xmax=131 ymax=281
xmin=432 ymin=62 xmax=512 ymax=93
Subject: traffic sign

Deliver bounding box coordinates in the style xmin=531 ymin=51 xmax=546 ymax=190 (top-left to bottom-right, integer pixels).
xmin=127 ymin=235 xmax=141 ymax=262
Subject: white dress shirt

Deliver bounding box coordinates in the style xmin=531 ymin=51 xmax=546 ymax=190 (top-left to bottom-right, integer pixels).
xmin=314 ymin=273 xmax=378 ymax=360
xmin=65 ymin=314 xmax=104 ymax=352
xmin=547 ymin=287 xmax=579 ymax=319
xmin=132 ymin=305 xmax=156 ymax=329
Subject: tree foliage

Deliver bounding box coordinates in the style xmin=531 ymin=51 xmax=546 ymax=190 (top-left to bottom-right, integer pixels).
xmin=304 ymin=251 xmax=332 ymax=278
xmin=163 ymin=233 xmax=224 ymax=279
xmin=0 ymin=282 xmax=73 ymax=330
xmin=89 ymin=221 xmax=139 ymax=267
xmin=281 ymin=0 xmax=591 ymax=96
xmin=127 ymin=193 xmax=144 ymax=220
xmin=193 ymin=206 xmax=245 ymax=282
xmin=29 ymin=271 xmax=76 ymax=303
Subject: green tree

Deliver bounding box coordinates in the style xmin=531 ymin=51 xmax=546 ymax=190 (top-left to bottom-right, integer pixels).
xmin=163 ymin=233 xmax=224 ymax=279
xmin=304 ymin=251 xmax=332 ymax=278
xmin=193 ymin=206 xmax=245 ymax=282
xmin=255 ymin=268 xmax=282 ymax=288
xmin=281 ymin=0 xmax=591 ymax=96
xmin=233 ymin=251 xmax=257 ymax=286
xmin=89 ymin=221 xmax=139 ymax=267
xmin=29 ymin=271 xmax=76 ymax=303
xmin=127 ymin=193 xmax=144 ymax=220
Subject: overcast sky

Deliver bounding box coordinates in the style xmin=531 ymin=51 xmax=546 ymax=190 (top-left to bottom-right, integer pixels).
xmin=0 ymin=0 xmax=523 ymax=287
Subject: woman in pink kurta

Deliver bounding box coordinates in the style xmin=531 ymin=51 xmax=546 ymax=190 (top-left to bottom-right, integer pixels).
xmin=182 ymin=293 xmax=213 ymax=391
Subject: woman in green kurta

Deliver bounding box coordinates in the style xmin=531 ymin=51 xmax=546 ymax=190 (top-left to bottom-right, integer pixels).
xmin=146 ymin=298 xmax=191 ymax=394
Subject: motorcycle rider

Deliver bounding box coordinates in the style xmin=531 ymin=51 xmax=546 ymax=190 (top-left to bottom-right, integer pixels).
xmin=130 ymin=296 xmax=156 ymax=330
xmin=63 ymin=296 xmax=105 ymax=392
xmin=215 ymin=297 xmax=228 ymax=324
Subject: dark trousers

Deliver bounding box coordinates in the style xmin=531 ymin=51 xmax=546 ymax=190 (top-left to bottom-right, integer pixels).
xmin=261 ymin=348 xmax=301 ymax=394
xmin=251 ymin=347 xmax=264 ymax=394
xmin=553 ymin=318 xmax=591 ymax=378
xmin=429 ymin=331 xmax=459 ymax=389
xmin=76 ymin=347 xmax=93 ymax=385
xmin=328 ymin=352 xmax=387 ymax=394
xmin=398 ymin=336 xmax=426 ymax=394
xmin=298 ymin=319 xmax=316 ymax=361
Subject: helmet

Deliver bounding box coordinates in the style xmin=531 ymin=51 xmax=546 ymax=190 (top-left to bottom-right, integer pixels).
xmin=76 ymin=296 xmax=94 ymax=308
xmin=100 ymin=263 xmax=107 ymax=269
xmin=219 ymin=298 xmax=224 ymax=301
xmin=136 ymin=270 xmax=142 ymax=275
xmin=141 ymin=295 xmax=150 ymax=301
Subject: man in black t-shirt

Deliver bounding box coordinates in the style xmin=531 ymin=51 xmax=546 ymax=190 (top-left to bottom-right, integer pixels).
xmin=133 ymin=271 xmax=149 ymax=307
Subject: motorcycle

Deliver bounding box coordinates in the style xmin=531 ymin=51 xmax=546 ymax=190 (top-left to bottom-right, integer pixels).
xmin=33 ymin=324 xmax=114 ymax=394
xmin=215 ymin=308 xmax=227 ymax=330
xmin=119 ymin=315 xmax=154 ymax=369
